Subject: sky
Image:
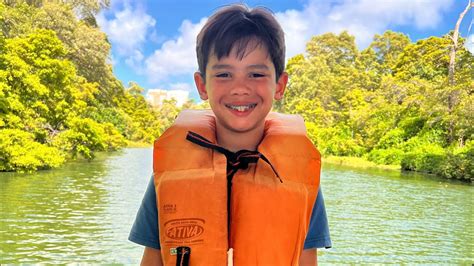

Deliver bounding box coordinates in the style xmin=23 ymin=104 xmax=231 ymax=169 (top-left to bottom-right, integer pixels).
xmin=96 ymin=0 xmax=474 ymax=100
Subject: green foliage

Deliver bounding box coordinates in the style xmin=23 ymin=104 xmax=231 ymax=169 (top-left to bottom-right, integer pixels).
xmin=117 ymin=82 xmax=163 ymax=144
xmin=101 ymin=122 xmax=128 ymax=150
xmin=394 ymin=36 xmax=451 ymax=82
xmin=0 ymin=129 xmax=64 ymax=172
xmin=401 ymin=130 xmax=446 ymax=152
xmin=154 ymin=99 xmax=181 ymax=135
xmin=0 ymin=28 xmax=87 ymax=130
xmin=0 ymin=2 xmax=36 ymax=38
xmin=368 ymin=148 xmax=404 ymax=165
xmin=437 ymin=150 xmax=473 ymax=181
xmin=438 ymin=141 xmax=473 ymax=181
xmin=306 ymin=31 xmax=358 ymax=69
xmin=375 ymin=128 xmax=405 ymax=149
xmin=0 ymin=3 xmax=159 ymax=171
xmin=53 ymin=117 xmax=126 ymax=160
xmin=398 ymin=117 xmax=425 ymax=139
xmin=306 ymin=122 xmax=365 ymax=157
xmin=369 ymin=31 xmax=411 ymax=74
xmin=281 ymin=29 xmax=472 ymax=181
xmin=84 ymin=104 xmax=128 ymax=134
xmin=400 ymin=142 xmax=445 ymax=171
xmin=400 ymin=143 xmax=473 ymax=181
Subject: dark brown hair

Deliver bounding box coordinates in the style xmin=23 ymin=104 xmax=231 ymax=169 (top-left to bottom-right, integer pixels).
xmin=196 ymin=4 xmax=285 ymax=81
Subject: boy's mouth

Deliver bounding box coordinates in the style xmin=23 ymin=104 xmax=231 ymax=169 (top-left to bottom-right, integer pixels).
xmin=225 ymin=103 xmax=257 ymax=112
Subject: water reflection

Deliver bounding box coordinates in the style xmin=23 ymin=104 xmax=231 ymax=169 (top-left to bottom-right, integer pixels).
xmin=0 ymin=149 xmax=152 ymax=264
xmin=320 ymin=163 xmax=474 ymax=264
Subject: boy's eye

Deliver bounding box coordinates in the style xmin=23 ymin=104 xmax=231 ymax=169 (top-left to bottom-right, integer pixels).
xmin=250 ymin=73 xmax=266 ymax=78
xmin=216 ymin=73 xmax=230 ymax=78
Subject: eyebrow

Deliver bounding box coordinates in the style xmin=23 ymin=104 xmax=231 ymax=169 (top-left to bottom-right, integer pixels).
xmin=210 ymin=64 xmax=270 ymax=70
xmin=248 ymin=64 xmax=270 ymax=70
xmin=211 ymin=64 xmax=232 ymax=70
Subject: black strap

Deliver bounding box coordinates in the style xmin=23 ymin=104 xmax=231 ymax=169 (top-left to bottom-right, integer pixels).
xmin=186 ymin=131 xmax=282 ymax=181
xmin=176 ymin=246 xmax=190 ymax=266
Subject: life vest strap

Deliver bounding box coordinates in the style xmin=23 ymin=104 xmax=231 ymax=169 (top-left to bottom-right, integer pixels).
xmin=186 ymin=131 xmax=282 ymax=182
xmin=175 ymin=246 xmax=190 ymax=266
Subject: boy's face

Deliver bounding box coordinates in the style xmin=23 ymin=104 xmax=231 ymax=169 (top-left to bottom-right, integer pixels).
xmin=194 ymin=41 xmax=288 ymax=137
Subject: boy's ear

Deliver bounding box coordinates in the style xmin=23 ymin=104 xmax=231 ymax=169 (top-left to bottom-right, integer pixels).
xmin=274 ymin=72 xmax=288 ymax=100
xmin=194 ymin=72 xmax=208 ymax=100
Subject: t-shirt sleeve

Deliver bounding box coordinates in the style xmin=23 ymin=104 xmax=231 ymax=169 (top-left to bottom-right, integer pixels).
xmin=303 ymin=187 xmax=332 ymax=249
xmin=128 ymin=175 xmax=161 ymax=249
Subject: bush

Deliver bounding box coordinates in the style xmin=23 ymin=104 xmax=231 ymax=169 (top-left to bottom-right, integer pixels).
xmin=375 ymin=128 xmax=405 ymax=149
xmin=102 ymin=122 xmax=127 ymax=150
xmin=398 ymin=117 xmax=425 ymax=139
xmin=53 ymin=118 xmax=105 ymax=159
xmin=402 ymin=131 xmax=446 ymax=152
xmin=0 ymin=129 xmax=64 ymax=172
xmin=401 ymin=143 xmax=445 ymax=173
xmin=437 ymin=145 xmax=474 ymax=181
xmin=306 ymin=122 xmax=365 ymax=156
xmin=53 ymin=117 xmax=127 ymax=160
xmin=84 ymin=106 xmax=128 ymax=135
xmin=368 ymin=148 xmax=404 ymax=165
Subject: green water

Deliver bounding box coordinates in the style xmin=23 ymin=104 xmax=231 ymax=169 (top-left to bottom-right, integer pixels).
xmin=0 ymin=148 xmax=472 ymax=264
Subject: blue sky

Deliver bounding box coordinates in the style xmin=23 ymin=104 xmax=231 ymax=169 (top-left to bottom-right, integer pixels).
xmin=97 ymin=0 xmax=474 ymax=100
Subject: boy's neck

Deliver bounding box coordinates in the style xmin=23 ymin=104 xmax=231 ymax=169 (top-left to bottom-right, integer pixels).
xmin=215 ymin=123 xmax=264 ymax=152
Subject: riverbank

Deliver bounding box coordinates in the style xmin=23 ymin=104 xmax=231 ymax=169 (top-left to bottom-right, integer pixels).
xmin=126 ymin=141 xmax=152 ymax=148
xmin=323 ymin=155 xmax=400 ymax=170
xmin=323 ymin=155 xmax=473 ymax=184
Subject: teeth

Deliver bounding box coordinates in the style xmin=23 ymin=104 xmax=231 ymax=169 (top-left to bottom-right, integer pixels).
xmin=226 ymin=104 xmax=256 ymax=112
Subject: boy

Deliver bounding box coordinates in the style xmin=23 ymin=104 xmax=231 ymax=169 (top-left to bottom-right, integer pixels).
xmin=129 ymin=4 xmax=331 ymax=265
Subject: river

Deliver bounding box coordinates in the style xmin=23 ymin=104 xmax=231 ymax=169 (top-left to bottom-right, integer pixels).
xmin=0 ymin=148 xmax=472 ymax=264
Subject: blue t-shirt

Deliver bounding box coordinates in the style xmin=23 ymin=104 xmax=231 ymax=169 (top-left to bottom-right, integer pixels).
xmin=129 ymin=175 xmax=331 ymax=250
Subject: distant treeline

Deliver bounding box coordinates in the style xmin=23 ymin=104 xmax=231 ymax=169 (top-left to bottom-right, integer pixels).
xmin=275 ymin=31 xmax=473 ymax=182
xmin=1 ymin=2 xmax=472 ymax=182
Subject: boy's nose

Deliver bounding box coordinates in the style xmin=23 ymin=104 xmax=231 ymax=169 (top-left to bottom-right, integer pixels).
xmin=230 ymin=78 xmax=251 ymax=96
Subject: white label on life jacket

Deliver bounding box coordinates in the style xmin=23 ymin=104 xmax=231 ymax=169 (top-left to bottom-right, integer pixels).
xmin=227 ymin=248 xmax=233 ymax=266
xmin=170 ymin=247 xmax=177 ymax=255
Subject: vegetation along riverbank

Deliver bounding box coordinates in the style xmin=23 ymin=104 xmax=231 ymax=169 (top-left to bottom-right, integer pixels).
xmin=0 ymin=2 xmax=472 ymax=182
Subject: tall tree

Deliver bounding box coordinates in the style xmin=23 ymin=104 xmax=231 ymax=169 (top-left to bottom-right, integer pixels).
xmin=368 ymin=31 xmax=411 ymax=76
xmin=447 ymin=0 xmax=473 ymax=143
xmin=448 ymin=0 xmax=473 ymax=86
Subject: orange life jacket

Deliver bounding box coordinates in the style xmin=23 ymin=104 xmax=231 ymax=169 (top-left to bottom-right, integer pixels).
xmin=153 ymin=110 xmax=321 ymax=266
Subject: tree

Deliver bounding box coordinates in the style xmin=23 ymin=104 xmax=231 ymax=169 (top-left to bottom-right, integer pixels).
xmin=306 ymin=31 xmax=358 ymax=69
xmin=447 ymin=0 xmax=473 ymax=143
xmin=367 ymin=31 xmax=410 ymax=76
xmin=448 ymin=0 xmax=473 ymax=86
xmin=0 ymin=29 xmax=81 ymax=131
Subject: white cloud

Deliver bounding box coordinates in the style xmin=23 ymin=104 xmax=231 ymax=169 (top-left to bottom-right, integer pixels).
xmin=276 ymin=9 xmax=311 ymax=60
xmin=169 ymin=82 xmax=194 ymax=92
xmin=97 ymin=3 xmax=155 ymax=60
xmin=124 ymin=50 xmax=144 ymax=70
xmin=144 ymin=18 xmax=207 ymax=83
xmin=276 ymin=0 xmax=454 ymax=58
